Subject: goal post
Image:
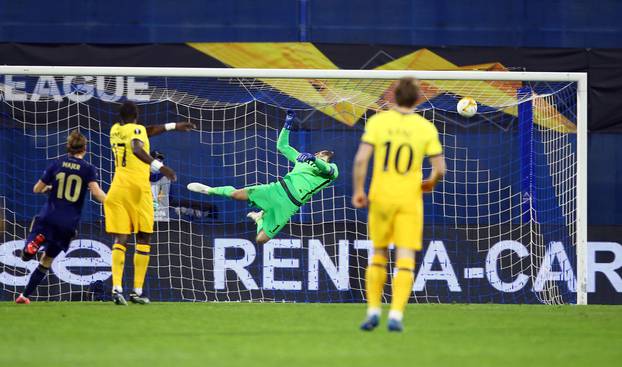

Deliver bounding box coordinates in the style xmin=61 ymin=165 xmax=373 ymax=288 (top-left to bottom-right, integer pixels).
xmin=0 ymin=66 xmax=587 ymax=304
xmin=576 ymin=75 xmax=588 ymax=306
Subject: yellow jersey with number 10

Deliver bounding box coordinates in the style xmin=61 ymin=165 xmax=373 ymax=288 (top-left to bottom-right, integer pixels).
xmin=109 ymin=122 xmax=151 ymax=190
xmin=361 ymin=110 xmax=442 ymax=205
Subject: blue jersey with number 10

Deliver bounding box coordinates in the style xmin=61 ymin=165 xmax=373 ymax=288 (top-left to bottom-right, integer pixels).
xmin=37 ymin=155 xmax=98 ymax=231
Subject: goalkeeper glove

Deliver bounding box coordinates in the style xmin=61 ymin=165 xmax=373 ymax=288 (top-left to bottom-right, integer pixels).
xmin=284 ymin=110 xmax=295 ymax=130
xmin=296 ymin=152 xmax=315 ymax=163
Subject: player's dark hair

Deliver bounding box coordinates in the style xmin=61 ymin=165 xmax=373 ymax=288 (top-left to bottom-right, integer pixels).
xmin=394 ymin=77 xmax=421 ymax=108
xmin=119 ymin=101 xmax=138 ymax=123
xmin=67 ymin=129 xmax=87 ymax=155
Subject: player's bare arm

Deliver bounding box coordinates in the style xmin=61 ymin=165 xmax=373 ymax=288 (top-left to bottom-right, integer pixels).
xmin=131 ymin=139 xmax=177 ymax=181
xmin=88 ymin=181 xmax=107 ymax=203
xmin=32 ymin=180 xmax=52 ymax=194
xmin=352 ymin=142 xmax=373 ymax=208
xmin=421 ymin=154 xmax=446 ymax=193
xmin=146 ymin=121 xmax=196 ymax=137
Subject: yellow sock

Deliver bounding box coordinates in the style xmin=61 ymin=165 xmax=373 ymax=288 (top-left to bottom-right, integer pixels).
xmin=389 ymin=257 xmax=415 ymax=320
xmin=111 ymin=243 xmax=126 ymax=291
xmin=133 ymin=244 xmax=151 ymax=293
xmin=365 ymin=254 xmax=388 ymax=312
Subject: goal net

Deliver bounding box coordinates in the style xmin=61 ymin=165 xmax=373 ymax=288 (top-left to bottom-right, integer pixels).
xmin=0 ymin=68 xmax=587 ymax=304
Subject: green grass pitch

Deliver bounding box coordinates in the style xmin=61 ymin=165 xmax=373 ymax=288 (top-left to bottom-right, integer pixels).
xmin=1 ymin=303 xmax=621 ymax=367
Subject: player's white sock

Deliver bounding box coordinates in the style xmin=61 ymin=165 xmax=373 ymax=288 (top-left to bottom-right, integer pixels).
xmin=134 ymin=288 xmax=142 ymax=296
xmin=367 ymin=307 xmax=381 ymax=318
xmin=388 ymin=310 xmax=403 ymax=322
xmin=113 ymin=286 xmax=123 ymax=294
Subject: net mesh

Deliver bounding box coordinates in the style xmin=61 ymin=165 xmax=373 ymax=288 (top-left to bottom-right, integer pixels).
xmin=0 ymin=73 xmax=578 ymax=304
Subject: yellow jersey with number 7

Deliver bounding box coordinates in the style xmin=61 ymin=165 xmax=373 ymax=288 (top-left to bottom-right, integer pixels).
xmin=361 ymin=110 xmax=442 ymax=205
xmin=109 ymin=122 xmax=150 ymax=189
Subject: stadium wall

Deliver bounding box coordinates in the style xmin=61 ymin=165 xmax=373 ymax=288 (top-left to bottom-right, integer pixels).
xmin=1 ymin=0 xmax=621 ymax=48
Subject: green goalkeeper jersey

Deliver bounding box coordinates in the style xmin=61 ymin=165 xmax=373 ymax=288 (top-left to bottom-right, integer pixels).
xmin=277 ymin=128 xmax=339 ymax=206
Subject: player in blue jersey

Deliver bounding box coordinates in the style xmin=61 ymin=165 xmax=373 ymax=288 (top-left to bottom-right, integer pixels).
xmin=16 ymin=130 xmax=106 ymax=304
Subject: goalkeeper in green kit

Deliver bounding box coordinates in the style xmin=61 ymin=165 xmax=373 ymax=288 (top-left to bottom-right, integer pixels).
xmin=188 ymin=111 xmax=339 ymax=244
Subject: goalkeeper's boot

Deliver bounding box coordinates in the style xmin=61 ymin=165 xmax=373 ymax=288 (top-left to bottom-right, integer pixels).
xmin=387 ymin=318 xmax=404 ymax=332
xmin=129 ymin=292 xmax=150 ymax=305
xmin=246 ymin=210 xmax=264 ymax=224
xmin=15 ymin=294 xmax=30 ymax=304
xmin=360 ymin=314 xmax=380 ymax=331
xmin=187 ymin=182 xmax=212 ymax=195
xmin=112 ymin=291 xmax=128 ymax=306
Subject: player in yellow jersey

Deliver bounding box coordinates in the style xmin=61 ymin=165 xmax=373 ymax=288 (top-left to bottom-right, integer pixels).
xmin=105 ymin=101 xmax=194 ymax=305
xmin=352 ymin=77 xmax=446 ymax=332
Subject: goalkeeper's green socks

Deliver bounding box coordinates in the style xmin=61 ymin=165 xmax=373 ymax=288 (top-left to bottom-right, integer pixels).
xmin=210 ymin=186 xmax=236 ymax=198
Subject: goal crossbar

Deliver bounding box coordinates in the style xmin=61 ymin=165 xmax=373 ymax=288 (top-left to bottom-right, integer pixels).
xmin=0 ymin=65 xmax=586 ymax=83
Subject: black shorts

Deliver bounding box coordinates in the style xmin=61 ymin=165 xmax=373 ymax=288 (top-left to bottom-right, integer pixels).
xmin=27 ymin=217 xmax=76 ymax=258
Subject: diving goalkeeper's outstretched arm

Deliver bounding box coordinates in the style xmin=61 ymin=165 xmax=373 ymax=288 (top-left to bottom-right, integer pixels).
xmin=277 ymin=111 xmax=300 ymax=163
xmin=277 ymin=111 xmax=337 ymax=178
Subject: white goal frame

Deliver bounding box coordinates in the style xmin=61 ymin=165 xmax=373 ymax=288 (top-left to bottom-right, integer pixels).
xmin=0 ymin=66 xmax=588 ymax=305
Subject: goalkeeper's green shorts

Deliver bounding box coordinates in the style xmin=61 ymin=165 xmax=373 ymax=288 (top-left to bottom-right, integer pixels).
xmin=247 ymin=181 xmax=300 ymax=239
